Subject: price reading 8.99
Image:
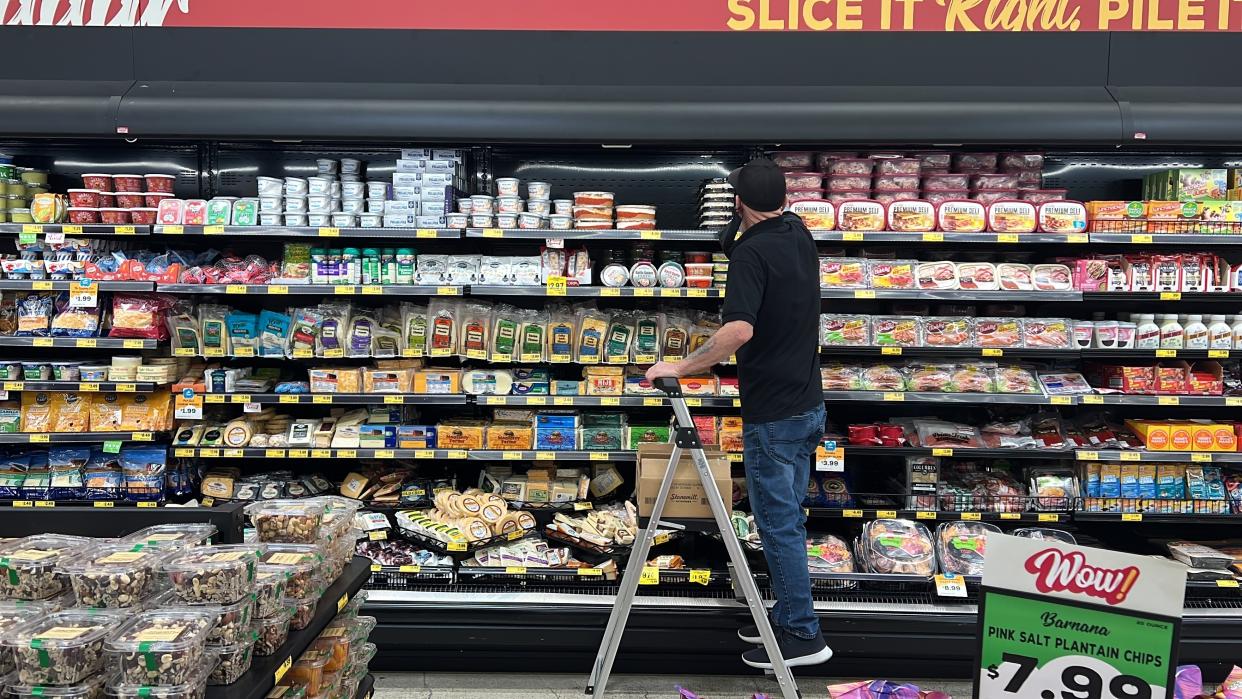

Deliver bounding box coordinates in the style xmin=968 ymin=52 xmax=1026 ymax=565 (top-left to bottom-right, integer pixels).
xmin=990 ymin=653 xmax=1153 ymax=699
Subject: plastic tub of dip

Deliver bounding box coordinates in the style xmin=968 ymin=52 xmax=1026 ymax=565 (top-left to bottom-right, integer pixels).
xmin=112 ymin=174 xmax=143 ymax=193
xmin=496 ymin=213 xmax=518 ymax=229
xmin=331 ymin=213 xmax=356 ymax=228
xmin=82 ymin=174 xmax=113 ymax=191
xmin=553 ymin=199 xmax=573 ymax=215
xmin=260 ymin=213 xmax=282 ymax=226
xmin=517 ymin=213 xmax=544 ymax=229
xmin=285 ymin=178 xmax=308 ymax=196
xmin=144 ymin=174 xmax=175 ymax=193
xmin=256 ymin=177 xmax=283 ymax=196
xmin=340 ymin=158 xmax=360 ymax=176
xmin=548 ymin=214 xmax=572 ymax=230
xmin=259 ymin=196 xmax=282 ymax=214
xmin=527 ymin=199 xmax=551 ymax=216
xmin=307 ymin=214 xmax=330 ymax=227
xmin=307 ymin=195 xmax=332 ymax=214
xmin=528 ymin=182 xmax=551 ymax=200
xmin=20 ymin=362 xmax=50 ymax=380
xmin=365 ymin=181 xmax=388 ymax=200
xmin=8 ymin=208 xmax=30 ymax=223
xmin=284 ymin=197 xmax=308 ymax=214
xmin=284 ymin=214 xmax=307 ymax=227
xmin=115 ymin=192 xmax=144 ymax=209
xmin=358 ymin=214 xmax=381 ymax=229
xmin=341 ymin=181 xmax=365 ymax=198
xmin=316 ymin=159 xmax=337 ymax=175
xmin=143 ymin=192 xmax=172 ymax=208
xmin=66 ymin=190 xmax=100 ymax=208
xmin=50 ymin=362 xmax=81 ymax=381
xmin=99 ymin=208 xmax=131 ymax=224
xmin=79 ymin=365 xmax=109 ymax=381
xmin=340 ymin=199 xmax=364 ymax=215
xmin=496 ymin=178 xmax=520 ymax=197
xmin=470 ymin=195 xmax=494 ymax=215
xmin=307 ymin=177 xmax=333 ymax=196
xmin=496 ymin=196 xmax=523 ymax=214
xmin=470 ymin=214 xmax=493 ymax=228
xmin=66 ymin=207 xmax=100 ymax=224
xmin=445 ymin=213 xmax=467 ymax=229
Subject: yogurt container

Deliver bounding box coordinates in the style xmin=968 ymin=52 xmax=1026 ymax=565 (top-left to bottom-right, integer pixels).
xmin=366 ymin=199 xmax=384 ymax=214
xmin=549 ymin=214 xmax=572 ymax=230
xmin=259 ymin=196 xmax=283 ymax=214
xmin=359 ymin=213 xmax=382 ymax=229
xmin=527 ymin=199 xmax=551 ymax=216
xmin=331 ymin=213 xmax=357 ymax=228
xmin=365 ymin=181 xmax=388 ymax=200
xmin=285 ymin=178 xmax=308 ymax=196
xmin=340 ymin=158 xmax=360 ymax=176
xmin=496 ymin=213 xmax=518 ymax=229
xmin=112 ymin=174 xmax=143 ymax=193
xmin=307 ymin=214 xmax=330 ymax=227
xmin=528 ymin=182 xmax=551 ymax=200
xmin=256 ymin=177 xmax=283 ymax=196
xmin=341 ymin=182 xmax=365 ymax=198
xmin=553 ymin=199 xmax=573 ymax=215
xmin=316 ymin=159 xmax=338 ymax=175
xmin=470 ymin=195 xmax=495 ymax=215
xmin=307 ymin=194 xmax=332 ymax=213
xmin=341 ymin=198 xmax=364 ymax=215
xmin=285 ymin=197 xmax=308 ymax=214
xmin=284 ymin=214 xmax=307 ymax=227
xmin=470 ymin=214 xmax=494 ymax=228
xmin=456 ymin=198 xmax=474 ymax=215
xmin=496 ymin=178 xmax=520 ymax=197
xmin=144 ymin=174 xmax=176 ymax=194
xmin=446 ymin=213 xmax=468 ymax=229
xmin=307 ymin=177 xmax=333 ymax=196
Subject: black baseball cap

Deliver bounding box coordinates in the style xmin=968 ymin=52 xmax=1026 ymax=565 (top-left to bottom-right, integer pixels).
xmin=727 ymin=157 xmax=787 ymax=212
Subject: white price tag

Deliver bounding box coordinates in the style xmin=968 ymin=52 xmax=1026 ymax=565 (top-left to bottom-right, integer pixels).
xmin=45 ymin=232 xmax=65 ymax=244
xmin=68 ymin=279 xmax=98 ymax=308
xmin=815 ymin=440 xmax=844 ymax=472
xmin=173 ymin=389 xmax=204 ymax=421
xmin=244 ymin=402 xmax=262 ymax=414
xmin=935 ymin=573 xmax=967 ymax=598
xmin=546 ymin=237 xmax=565 ymax=249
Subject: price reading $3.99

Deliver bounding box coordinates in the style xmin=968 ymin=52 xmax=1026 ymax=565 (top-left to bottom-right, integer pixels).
xmin=988 ymin=653 xmax=1153 ymax=699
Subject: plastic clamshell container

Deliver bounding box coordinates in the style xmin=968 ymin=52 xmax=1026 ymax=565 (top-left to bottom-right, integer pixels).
xmin=935 ymin=521 xmax=999 ymax=576
xmin=917 ymin=261 xmax=959 ymax=290
xmin=122 ymin=524 xmax=216 ymax=551
xmin=61 ymin=543 xmax=168 ymax=609
xmin=826 ymin=174 xmax=871 ymax=192
xmin=247 ymin=500 xmax=325 ymax=545
xmin=2 ymin=673 xmax=107 ymax=699
xmin=836 ymin=200 xmax=885 ymax=232
xmin=4 ymin=609 xmax=121 ymax=685
xmin=874 ymin=174 xmax=920 ymax=191
xmin=253 ymin=605 xmax=293 ymax=657
xmin=308 ymin=634 xmax=350 ymax=673
xmin=150 ymin=589 xmax=255 ymax=644
xmin=769 ymin=151 xmax=814 ymax=169
xmin=860 ymin=519 xmax=936 ymax=576
xmin=1037 ymin=201 xmax=1087 ymax=234
xmin=922 ymin=173 xmax=970 ymax=191
xmin=0 ymin=535 xmax=89 ymax=601
xmin=973 ymin=190 xmax=1018 ymax=206
xmin=104 ymin=610 xmax=214 ymax=686
xmin=987 ymin=200 xmax=1037 ymax=233
xmin=288 ymin=595 xmax=319 ymax=631
xmin=782 ymin=172 xmax=824 ymax=190
xmin=206 ymin=636 xmax=255 ymax=685
xmin=162 ymin=544 xmax=261 ymax=604
xmin=827 ymin=159 xmax=875 ymax=176
xmin=875 ymin=158 xmax=921 ymax=175
xmin=886 ymin=201 xmax=935 ymax=232
xmin=104 ymin=661 xmax=215 ymax=699
xmin=286 ymin=650 xmax=330 ymax=696
xmin=936 ymin=200 xmax=986 ymax=233
xmin=341 ymin=615 xmax=376 ymax=646
xmin=0 ymin=602 xmax=49 ymax=675
xmin=957 ymin=263 xmax=999 ymax=291
xmin=787 ymin=200 xmax=834 ymax=230
xmin=874 ymin=191 xmax=920 ymax=206
xmin=1021 ymin=189 xmax=1068 ymax=204
xmin=924 ymin=190 xmax=969 ymax=206
xmin=971 ymin=173 xmax=1019 ymax=190
xmin=258 ymin=546 xmax=322 ymax=599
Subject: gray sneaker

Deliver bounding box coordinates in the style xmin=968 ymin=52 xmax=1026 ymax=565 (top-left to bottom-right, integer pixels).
xmin=742 ymin=629 xmax=833 ymax=669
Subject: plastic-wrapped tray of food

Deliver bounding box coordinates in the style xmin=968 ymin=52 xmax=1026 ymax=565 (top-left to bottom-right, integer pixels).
xmin=827 ymin=158 xmax=875 ymax=176
xmin=1012 ymin=528 xmax=1075 ymax=544
xmin=904 ymin=363 xmax=955 ymax=392
xmin=104 ymin=662 xmax=215 ymax=699
xmin=820 ymin=314 xmax=870 ymax=346
xmin=936 ymin=521 xmax=999 ymax=576
xmin=151 ymin=589 xmax=255 ymax=644
xmin=922 ymin=317 xmax=974 ymax=347
xmin=104 ymin=610 xmax=215 ymax=686
xmin=258 ymin=546 xmax=322 ymax=599
xmin=0 ymin=536 xmax=88 ymax=601
xmin=1023 ymin=318 xmax=1071 ymax=349
xmin=937 ymin=200 xmax=986 ymax=233
xmin=975 ymin=318 xmax=1021 ymax=348
xmin=860 ymin=364 xmax=907 ymax=392
xmin=121 ymin=524 xmax=216 ymax=552
xmin=917 ymin=261 xmax=958 ymax=290
xmin=163 ymin=545 xmax=261 ymax=604
xmin=1032 ymin=264 xmax=1072 ymax=291
xmin=254 ymin=605 xmax=293 ymax=657
xmin=925 ymin=190 xmax=969 ymax=206
xmin=821 ymin=363 xmax=863 ymax=391
xmin=871 ymin=316 xmax=920 ymax=348
xmin=62 ymin=544 xmax=168 ymax=609
xmin=951 ymin=363 xmax=997 ymax=393
xmin=886 ymin=201 xmax=934 ymax=232
xmin=922 ymin=173 xmax=970 ymax=191
xmin=860 ymin=519 xmax=936 ymax=576
xmin=770 ymin=151 xmax=814 ymax=169
xmin=836 ymin=201 xmax=885 ymax=232
xmin=957 ymin=262 xmax=998 ymax=291
xmin=994 ymin=366 xmax=1041 ymax=394
xmin=4 ymin=609 xmax=121 ymax=685
xmin=826 ymin=174 xmax=872 ymax=192
xmin=207 ymin=636 xmax=255 ymax=686
xmin=807 ymin=535 xmax=855 ymax=573
xmin=2 ymin=673 xmax=107 ymax=699
xmin=783 ymin=171 xmax=824 ymax=190
xmin=819 ymin=258 xmax=868 ymax=288
xmin=997 ymin=263 xmax=1033 ymax=291
xmin=867 ymin=260 xmax=917 ymax=289
xmin=253 ymin=567 xmax=288 ymax=618
xmin=247 ymin=500 xmax=325 ymax=545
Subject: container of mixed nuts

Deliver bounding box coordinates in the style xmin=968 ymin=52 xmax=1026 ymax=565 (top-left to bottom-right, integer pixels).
xmin=150 ymin=590 xmax=255 ymax=644
xmin=206 ymin=635 xmax=255 ymax=685
xmin=254 ymin=606 xmax=293 ymax=656
xmin=0 ymin=535 xmax=89 ymax=601
xmin=247 ymin=501 xmax=325 ymax=545
xmin=104 ymin=661 xmax=215 ymax=699
xmin=287 ymin=595 xmax=319 ymax=632
xmin=257 ymin=545 xmax=321 ymax=599
xmin=2 ymin=672 xmax=108 ymax=699
xmin=61 ymin=544 xmax=168 ymax=609
xmin=253 ymin=567 xmax=288 ymax=618
xmin=162 ymin=545 xmax=261 ymax=605
xmin=3 ymin=609 xmax=121 ymax=685
xmin=0 ymin=600 xmax=54 ymax=675
xmin=121 ymin=524 xmax=217 ymax=552
xmin=104 ymin=610 xmax=215 ymax=686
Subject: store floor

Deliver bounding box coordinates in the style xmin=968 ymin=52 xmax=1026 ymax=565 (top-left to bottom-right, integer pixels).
xmin=373 ymin=673 xmax=976 ymax=697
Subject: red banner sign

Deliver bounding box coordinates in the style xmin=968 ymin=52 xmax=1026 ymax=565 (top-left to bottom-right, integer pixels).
xmin=6 ymin=0 xmax=1242 ymax=31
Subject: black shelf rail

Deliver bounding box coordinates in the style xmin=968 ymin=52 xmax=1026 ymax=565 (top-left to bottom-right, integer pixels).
xmin=0 ymin=280 xmax=154 ymax=291
xmin=173 ymin=447 xmax=636 ymax=462
xmin=1 ymin=381 xmax=159 ymax=393
xmin=0 ymin=500 xmax=245 ymax=541
xmin=0 ymin=431 xmax=164 ymax=444
xmin=200 ymin=393 xmax=470 ymax=406
xmin=153 ymin=225 xmax=461 ymax=239
xmin=0 ymin=223 xmax=145 ymax=236
xmin=157 ymin=284 xmax=463 ymax=297
xmin=463 ymin=228 xmax=719 ymax=241
xmin=0 ymin=337 xmax=158 ymax=349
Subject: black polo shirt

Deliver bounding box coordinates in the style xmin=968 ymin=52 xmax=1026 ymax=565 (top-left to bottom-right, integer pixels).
xmin=720 ymin=213 xmax=823 ymax=424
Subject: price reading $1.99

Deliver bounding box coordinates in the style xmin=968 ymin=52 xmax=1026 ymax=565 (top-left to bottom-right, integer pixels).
xmin=987 ymin=653 xmax=1152 ymax=699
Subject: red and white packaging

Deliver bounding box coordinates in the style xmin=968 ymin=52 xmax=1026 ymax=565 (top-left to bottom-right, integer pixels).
xmin=183 ymin=199 xmax=208 ymax=226
xmin=1073 ymin=258 xmax=1108 ymax=292
xmin=1037 ymin=201 xmax=1087 ymax=234
xmin=157 ymin=198 xmax=186 ymax=225
xmin=1124 ymin=255 xmax=1155 ymax=292
xmin=1152 ymin=255 xmax=1181 ymax=293
xmin=1181 ymin=254 xmax=1207 ymax=293
xmin=987 ymin=200 xmax=1037 ymax=233
xmin=936 ymin=200 xmax=986 ymax=233
xmin=997 ymin=263 xmax=1034 ymax=291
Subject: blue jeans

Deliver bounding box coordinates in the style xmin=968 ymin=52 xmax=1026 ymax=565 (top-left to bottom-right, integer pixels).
xmin=743 ymin=404 xmax=825 ymax=640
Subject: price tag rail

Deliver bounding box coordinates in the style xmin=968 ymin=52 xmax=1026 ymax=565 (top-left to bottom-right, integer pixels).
xmin=0 ymin=337 xmax=159 ymax=349
xmin=0 ymin=280 xmax=153 ymax=291
xmin=0 ymin=431 xmax=165 ymax=444
xmin=804 ymin=506 xmax=1070 ymax=523
xmin=821 ymin=289 xmax=1082 ymax=302
xmin=470 ymin=285 xmax=724 ymax=298
xmin=463 ymin=228 xmax=720 ymax=241
xmin=1 ymin=381 xmax=158 ymax=393
xmin=810 ymin=231 xmax=1076 ymax=244
xmin=153 ymin=225 xmax=462 ymax=239
xmin=201 ymin=392 xmax=470 ymax=405
xmin=363 ymin=564 xmax=455 ymax=590
xmin=0 ymin=223 xmax=148 ymax=236
xmin=156 ymin=283 xmax=461 ymax=296
xmin=455 ymin=565 xmax=620 ymax=584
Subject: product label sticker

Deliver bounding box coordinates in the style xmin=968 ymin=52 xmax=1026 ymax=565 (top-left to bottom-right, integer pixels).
xmin=205 ymin=551 xmax=250 ymax=562
xmin=96 ymin=551 xmax=147 ymax=564
xmin=34 ymin=627 xmax=90 ymax=641
xmin=134 ymin=625 xmax=186 ymax=643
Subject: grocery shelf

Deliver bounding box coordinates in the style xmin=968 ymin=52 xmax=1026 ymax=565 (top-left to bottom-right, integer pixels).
xmin=1073 ymin=511 xmax=1242 ymax=523
xmin=1083 ymin=292 xmax=1242 ymax=302
xmin=1088 ymin=233 xmax=1242 ymax=245
xmin=173 ymin=447 xmax=637 ymax=461
xmin=820 ymin=346 xmax=1077 ymax=360
xmin=0 ymin=380 xmax=158 ymax=392
xmin=812 ymin=231 xmax=1085 ymax=244
xmin=0 ymin=337 xmax=158 ymax=349
xmin=1077 ymin=450 xmax=1242 ymax=464
xmin=0 ymin=431 xmax=162 ymax=444
xmin=842 ymin=446 xmax=1073 ymax=460
xmin=464 ymin=228 xmax=719 ymax=241
xmin=152 ymin=225 xmax=460 ymax=239
xmin=477 ymin=394 xmax=738 ymax=408
xmin=157 ymin=284 xmax=462 ymax=296
xmin=821 ymin=289 xmax=1081 ymax=302
xmin=0 ymin=280 xmax=153 ymax=291
xmin=0 ymin=499 xmax=246 ymax=542
xmin=470 ymin=285 xmax=723 ymax=298
xmin=823 ymin=391 xmax=1070 ymax=406
xmin=0 ymin=223 xmax=146 ymax=236
xmin=209 ymin=557 xmax=369 ymax=699
xmin=1077 ymin=394 xmax=1242 ymax=407
xmin=806 ymin=507 xmax=1070 ymax=523
xmin=1081 ymin=348 xmax=1234 ymax=360
xmin=202 ymin=393 xmax=470 ymax=406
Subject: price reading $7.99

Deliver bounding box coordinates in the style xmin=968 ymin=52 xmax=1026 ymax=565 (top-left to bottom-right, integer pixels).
xmin=987 ymin=653 xmax=1153 ymax=699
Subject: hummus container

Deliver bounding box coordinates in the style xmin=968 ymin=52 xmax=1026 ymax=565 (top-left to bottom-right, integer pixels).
xmin=788 ymin=200 xmax=835 ymax=230
xmin=527 ymin=199 xmax=551 ymax=216
xmin=875 ymin=174 xmax=920 ymax=191
xmin=31 ymin=194 xmax=65 ymax=223
xmin=987 ymin=200 xmax=1037 ymax=233
xmin=3 ymin=179 xmax=23 ymax=196
xmin=112 ymin=175 xmax=143 ymax=193
xmin=971 ymin=173 xmax=1019 ymax=190
xmin=837 ymin=200 xmax=885 ymax=232
xmin=66 ymin=190 xmax=100 ymax=208
xmin=285 ymin=178 xmax=308 ymax=196
xmin=99 ymin=208 xmax=131 ymax=225
xmin=553 ymin=199 xmax=573 ymax=215
xmin=144 ymin=174 xmax=176 ymax=194
xmin=259 ymin=196 xmax=282 ymax=214
xmin=470 ymin=214 xmax=494 ymax=228
xmin=496 ymin=178 xmax=520 ymax=197
xmin=341 ymin=182 xmax=365 ymax=198
xmin=657 ymin=261 xmax=685 ymax=288
xmin=316 ymin=159 xmax=337 ymax=175
xmin=21 ymin=362 xmax=51 ymax=380
xmin=827 ymin=174 xmax=871 ymax=192
xmin=496 ymin=196 xmax=523 ymax=214
xmin=517 ymin=212 xmax=544 ymax=229
xmin=115 ymin=192 xmax=144 ymax=209
xmin=574 ymin=191 xmax=614 ymax=207
xmin=770 ymin=151 xmax=814 ymax=169
xmin=259 ymin=213 xmax=282 ymax=226
xmin=359 ymin=213 xmax=382 ymax=228
xmin=18 ymin=170 xmax=45 ymax=186
xmin=307 ymin=178 xmax=333 ymax=196
xmin=366 ymin=181 xmax=388 ymax=200
xmin=340 ymin=158 xmax=360 ymax=175
xmin=470 ymin=195 xmax=495 ymax=215
xmin=206 ymin=200 xmax=231 ymax=225
xmin=307 ymin=213 xmax=330 ymax=227
xmin=973 ymin=189 xmax=1018 ymax=206
xmin=82 ymin=174 xmax=113 ymax=191
xmin=528 ymin=182 xmax=551 ymax=200
xmin=341 ymin=198 xmax=364 ymax=215
xmin=784 ymin=172 xmax=824 ymax=190
xmin=8 ymin=208 xmax=31 ymax=223
xmin=887 ymin=201 xmax=935 ymax=232
xmin=445 ymin=213 xmax=467 ymax=229
xmin=232 ymin=199 xmax=259 ymax=226
xmin=96 ymin=192 xmax=116 ymax=207
xmin=256 ymin=177 xmax=283 ymax=196
xmin=307 ymin=195 xmax=332 ymax=214
xmin=1038 ymin=201 xmax=1087 ymax=233
xmin=937 ymin=200 xmax=986 ymax=232
xmin=686 ymin=276 xmax=712 ymax=288
xmin=496 ymin=213 xmax=518 ymax=229
xmin=685 ymin=263 xmax=713 ymax=277
xmin=128 ymin=208 xmax=157 ymax=225
xmin=157 ymin=199 xmax=185 ymax=225
xmin=331 ymin=213 xmax=356 ymax=228
xmin=549 ymin=214 xmax=572 ymax=230
xmin=141 ymin=192 xmax=172 ymax=209
xmin=66 ymin=207 xmax=100 ymax=224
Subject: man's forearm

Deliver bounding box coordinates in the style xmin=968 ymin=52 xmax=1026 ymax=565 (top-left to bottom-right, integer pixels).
xmin=674 ymin=321 xmax=752 ymax=375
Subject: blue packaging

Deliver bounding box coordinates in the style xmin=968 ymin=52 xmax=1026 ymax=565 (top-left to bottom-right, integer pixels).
xmin=21 ymin=451 xmax=48 ymax=500
xmin=48 ymin=447 xmax=88 ymax=500
xmin=536 ymin=412 xmax=579 ymax=451
xmin=83 ymin=448 xmax=123 ymax=501
xmin=121 ymin=447 xmax=166 ymax=503
xmin=0 ymin=453 xmax=30 ymax=498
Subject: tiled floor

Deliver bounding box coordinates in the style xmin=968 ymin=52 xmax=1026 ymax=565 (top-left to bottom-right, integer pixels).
xmin=372 ymin=672 xmax=976 ymax=698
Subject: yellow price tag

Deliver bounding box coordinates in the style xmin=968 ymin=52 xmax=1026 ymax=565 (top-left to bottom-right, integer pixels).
xmin=639 ymin=567 xmax=660 ymax=585
xmin=1000 ymin=512 xmax=1021 ymax=520
xmin=383 ymin=395 xmax=404 ymax=404
xmin=1216 ymin=579 xmax=1240 ymax=588
xmin=501 ymin=451 xmax=523 ymax=460
xmin=689 ymin=569 xmax=711 ymax=585
xmin=1207 ymin=349 xmax=1231 ymax=359
xmin=28 ymin=434 xmax=49 ymax=443
xmin=79 ymin=383 xmax=100 ymax=392
xmin=589 ymin=452 xmax=608 ymax=461
xmin=1121 ymin=513 xmax=1143 ymax=522
xmin=34 ymin=501 xmax=53 ymax=508
xmin=447 ymin=542 xmax=467 ymax=552
xmin=223 ymin=449 xmax=244 ymax=458
xmin=1050 ymin=396 xmax=1072 ymax=405
xmin=1 ymin=382 xmax=21 ymax=391
xmin=640 ymin=230 xmax=662 ymax=240
xmin=1038 ymin=513 xmax=1060 ymax=522
xmin=916 ymin=511 xmax=937 ymax=520
xmin=1159 ymin=291 xmax=1182 ymax=301
xmin=997 ymin=233 xmax=1019 ymax=243
xmin=362 ymin=285 xmax=384 ymax=295
xmin=368 ymin=530 xmax=388 ymax=541
xmin=600 ymin=397 xmax=620 ymax=406
xmin=577 ymin=568 xmax=602 ymax=576
xmin=416 ymin=229 xmax=438 ymax=238
xmin=507 ymin=531 xmax=525 ymax=541
xmin=199 ymin=448 xmax=220 ymax=458
xmin=264 ymin=449 xmax=286 ymax=458
xmin=1191 ymin=452 xmax=1213 ymax=462
xmin=553 ymin=397 xmax=574 ymax=406
xmin=854 ymin=289 xmax=876 ymax=299
xmin=685 ymin=398 xmax=702 ymax=407
xmin=447 ymin=450 xmax=468 ymax=459
xmin=230 ymin=394 xmax=250 ymax=403
xmin=727 ymin=453 xmax=743 ymax=462
xmin=73 ymin=339 xmax=97 ymax=348
xmin=160 ymin=225 xmax=183 ymax=235
xmin=1131 ymin=234 xmax=1153 ymax=243
xmin=1120 ymin=452 xmax=1141 ymax=461
xmin=881 ymin=346 xmax=902 ymax=356
xmin=527 ymin=396 xmax=548 ymax=405
xmin=465 ymin=349 xmax=487 ymax=360
xmin=414 ymin=450 xmax=434 ymax=459
xmin=203 ymin=225 xmax=225 ymax=235
xmin=643 ymin=398 xmax=663 ymax=407
xmin=505 ymin=566 xmax=527 ymax=575
xmin=172 ymin=347 xmax=194 ymax=357
xmin=288 ymin=449 xmax=309 ymax=459
xmin=204 ymin=395 xmax=225 ymax=404
xmin=31 ymin=281 xmax=53 ymax=291
xmin=599 ymin=288 xmax=621 ymax=297
xmin=311 ymin=449 xmax=332 ymax=459
xmin=32 ymin=338 xmax=53 ymax=347
xmin=931 ymin=448 xmax=954 ymax=457
xmin=877 ymin=510 xmax=897 ymax=519
xmin=1155 ymin=349 xmax=1177 ymax=358
xmin=398 ymin=565 xmax=422 ymax=573
xmin=1227 ymin=397 xmax=1242 ymax=407
xmin=115 ymin=383 xmax=137 ymax=393
xmin=574 ymin=501 xmax=594 ymax=511
xmin=546 ymin=276 xmax=568 ymax=296
xmin=93 ymin=501 xmax=114 ymax=508
xmin=174 ymin=448 xmax=193 ymax=457
xmin=961 ymin=512 xmax=982 ymax=521
xmin=323 ymin=349 xmax=344 ymax=359
xmin=981 ymin=348 xmax=1004 ymax=357
xmin=437 ymin=286 xmax=459 ymax=296
xmin=429 ymin=348 xmax=451 ymax=357
xmin=482 ymin=228 xmax=503 ymax=238
xmin=536 ymin=451 xmax=555 ymax=460
xmin=1067 ymin=233 xmax=1088 ymax=243
xmin=11 ymin=501 xmax=31 ymax=508
xmin=292 ymin=347 xmax=314 ymax=359
xmin=659 ymin=288 xmax=680 ymax=297
xmin=687 ymin=288 xmax=708 ymax=297
xmin=1082 ymin=395 xmax=1104 ymax=404
xmin=842 ymin=232 xmax=865 ymax=241
xmin=333 ymin=286 xmax=356 ymax=296
xmin=882 ymin=392 xmax=905 ymax=402
xmin=274 ymin=655 xmax=292 ymax=682
xmin=370 ymin=564 xmax=382 ymax=573
xmin=337 ymin=450 xmax=357 ymax=459
xmin=842 ymin=509 xmax=863 ymax=518
xmin=275 ymin=395 xmax=299 ymax=404
xmin=520 ymin=353 xmax=542 ymax=362
xmin=203 ymin=347 xmax=225 ymax=357
xmin=225 ymin=284 xmax=248 ymax=295
xmin=634 ymin=354 xmax=657 ymax=364
xmin=318 ymin=227 xmax=341 ymax=237
xmin=922 ymin=232 xmax=944 ymax=242
xmin=1158 ymin=396 xmax=1180 ymax=406
xmin=60 ymin=225 xmax=83 ymax=234
xmin=633 ymin=288 xmax=655 ymax=297
xmin=122 ymin=339 xmax=145 ymax=349
xmin=21 ymin=224 xmax=42 ymax=234
xmin=137 ymin=501 xmax=157 ymax=508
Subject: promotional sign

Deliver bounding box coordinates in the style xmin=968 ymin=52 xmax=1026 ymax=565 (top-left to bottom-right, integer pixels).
xmin=975 ymin=534 xmax=1185 ymax=699
xmin=6 ymin=0 xmax=1242 ymax=31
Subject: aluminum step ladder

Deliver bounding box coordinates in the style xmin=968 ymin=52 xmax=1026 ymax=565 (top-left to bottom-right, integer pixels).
xmin=586 ymin=376 xmax=801 ymax=699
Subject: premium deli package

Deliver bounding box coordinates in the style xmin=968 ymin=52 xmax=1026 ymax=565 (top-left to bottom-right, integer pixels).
xmin=937 ymin=200 xmax=986 ymax=233
xmin=1039 ymin=200 xmax=1088 ymax=233
xmin=886 ymin=201 xmax=934 ymax=232
xmin=987 ymin=201 xmax=1037 ymax=233
xmin=997 ymin=263 xmax=1034 ymax=291
xmin=788 ymin=199 xmax=834 ymax=230
xmin=836 ymin=201 xmax=885 ymax=232
xmin=867 ymin=260 xmax=916 ymax=289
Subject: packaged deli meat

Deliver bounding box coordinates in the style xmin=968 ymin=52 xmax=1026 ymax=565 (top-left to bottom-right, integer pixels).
xmin=806 ymin=535 xmax=855 ymax=574
xmin=954 ymin=153 xmax=999 ymax=172
xmin=876 ymin=158 xmax=921 ymax=175
xmin=936 ymin=521 xmax=999 ymax=576
xmin=937 ymin=201 xmax=986 ymax=233
xmin=821 ymin=363 xmax=863 ymax=391
xmin=1166 ymin=541 xmax=1233 ymax=570
xmin=867 ymin=260 xmax=917 ymax=289
xmin=987 ymin=201 xmax=1037 ymax=233
xmin=975 ymin=318 xmax=1021 ymax=347
xmin=997 ymin=263 xmax=1034 ymax=291
xmin=1038 ymin=201 xmax=1088 ymax=233
xmin=905 ymin=363 xmax=955 ymax=392
xmin=770 ymin=152 xmax=814 ymax=169
xmin=971 ymin=173 xmax=1020 ymax=190
xmin=922 ymin=173 xmax=970 ymax=191
xmin=994 ymin=365 xmax=1042 ymax=393
xmin=871 ymin=316 xmax=920 ymax=347
xmin=788 ymin=200 xmax=834 ymax=230
xmin=1022 ymin=318 xmax=1071 ymax=348
xmin=874 ymin=191 xmax=920 ymax=206
xmin=827 ymin=191 xmax=870 ymax=206
xmin=886 ymin=201 xmax=935 ymax=232
xmin=860 ymin=364 xmax=907 ymax=391
xmin=974 ymin=190 xmax=1019 ymax=206
xmin=783 ymin=172 xmax=824 ymax=190
xmin=819 ymin=258 xmax=868 ymax=288
xmin=827 ymin=159 xmax=875 ymax=176
xmin=837 ymin=201 xmax=885 ymax=231
xmin=1032 ymin=264 xmax=1073 ymax=291
xmin=786 ymin=189 xmax=824 ymax=203
xmin=925 ymin=190 xmax=970 ymax=206
xmin=826 ymin=174 xmax=871 ymax=192
xmin=820 ymin=314 xmax=870 ymax=346
xmin=815 ymin=152 xmax=859 ymax=170
xmin=860 ymin=519 xmax=936 ymax=576
xmin=923 ymin=317 xmax=974 ymax=347
xmin=1022 ymin=189 xmax=1068 ymax=204
xmin=957 ymin=262 xmax=999 ymax=291
xmin=912 ymin=152 xmax=952 ymax=170
xmin=1002 ymin=152 xmax=1045 ymax=170
xmin=917 ymin=261 xmax=959 ymax=290
xmin=875 ymin=174 xmax=920 ymax=191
